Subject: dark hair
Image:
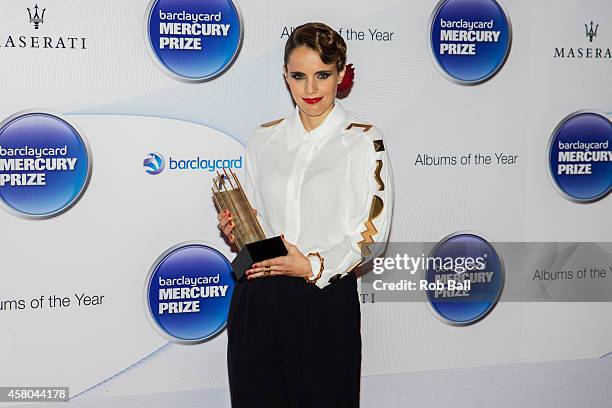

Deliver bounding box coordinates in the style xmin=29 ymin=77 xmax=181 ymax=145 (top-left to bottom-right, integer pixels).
xmin=284 ymin=22 xmax=347 ymax=72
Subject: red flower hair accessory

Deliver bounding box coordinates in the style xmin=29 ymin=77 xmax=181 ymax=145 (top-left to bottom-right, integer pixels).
xmin=337 ymin=63 xmax=355 ymax=95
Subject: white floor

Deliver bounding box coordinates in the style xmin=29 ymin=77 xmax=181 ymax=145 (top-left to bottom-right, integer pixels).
xmin=13 ymin=355 xmax=612 ymax=408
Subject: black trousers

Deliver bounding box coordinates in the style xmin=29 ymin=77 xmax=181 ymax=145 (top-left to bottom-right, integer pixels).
xmin=227 ymin=271 xmax=361 ymax=408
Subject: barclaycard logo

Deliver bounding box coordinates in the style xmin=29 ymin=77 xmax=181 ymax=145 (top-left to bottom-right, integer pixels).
xmin=145 ymin=242 xmax=235 ymax=344
xmin=0 ymin=111 xmax=92 ymax=219
xmin=547 ymin=111 xmax=612 ymax=202
xmin=429 ymin=0 xmax=512 ymax=85
xmin=143 ymin=151 xmax=242 ymax=175
xmin=146 ymin=0 xmax=244 ymax=82
xmin=425 ymin=232 xmax=505 ymax=326
xmin=143 ymin=152 xmax=165 ymax=175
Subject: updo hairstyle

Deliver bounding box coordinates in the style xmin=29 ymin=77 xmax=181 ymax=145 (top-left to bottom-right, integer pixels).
xmin=283 ymin=22 xmax=347 ymax=72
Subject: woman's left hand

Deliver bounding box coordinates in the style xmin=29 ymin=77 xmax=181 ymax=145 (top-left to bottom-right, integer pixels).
xmin=245 ymin=235 xmax=313 ymax=280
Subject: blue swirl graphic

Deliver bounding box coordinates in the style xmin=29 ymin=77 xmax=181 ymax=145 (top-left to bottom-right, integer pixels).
xmin=143 ymin=152 xmax=165 ymax=175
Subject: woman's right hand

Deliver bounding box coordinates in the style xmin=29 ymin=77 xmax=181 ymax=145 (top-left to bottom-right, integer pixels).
xmin=217 ymin=208 xmax=258 ymax=245
xmin=217 ymin=209 xmax=236 ymax=244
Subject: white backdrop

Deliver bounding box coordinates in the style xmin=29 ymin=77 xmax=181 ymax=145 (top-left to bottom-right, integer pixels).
xmin=0 ymin=0 xmax=611 ymax=406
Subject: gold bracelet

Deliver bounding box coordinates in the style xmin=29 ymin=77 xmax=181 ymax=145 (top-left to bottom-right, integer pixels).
xmin=304 ymin=252 xmax=324 ymax=284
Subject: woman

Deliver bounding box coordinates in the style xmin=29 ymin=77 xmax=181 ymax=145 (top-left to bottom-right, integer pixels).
xmin=218 ymin=22 xmax=393 ymax=408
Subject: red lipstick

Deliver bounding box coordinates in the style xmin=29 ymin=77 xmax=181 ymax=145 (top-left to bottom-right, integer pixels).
xmin=302 ymin=97 xmax=323 ymax=105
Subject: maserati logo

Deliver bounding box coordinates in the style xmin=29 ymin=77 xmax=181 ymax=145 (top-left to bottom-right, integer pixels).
xmin=585 ymin=21 xmax=599 ymax=42
xmin=0 ymin=3 xmax=87 ymax=50
xmin=553 ymin=20 xmax=610 ymax=59
xmin=27 ymin=4 xmax=46 ymax=29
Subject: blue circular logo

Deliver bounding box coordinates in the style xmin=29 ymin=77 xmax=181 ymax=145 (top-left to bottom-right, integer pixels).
xmin=143 ymin=152 xmax=165 ymax=175
xmin=0 ymin=111 xmax=91 ymax=219
xmin=430 ymin=0 xmax=512 ymax=85
xmin=425 ymin=233 xmax=504 ymax=326
xmin=146 ymin=0 xmax=243 ymax=82
xmin=146 ymin=243 xmax=235 ymax=343
xmin=548 ymin=111 xmax=612 ymax=202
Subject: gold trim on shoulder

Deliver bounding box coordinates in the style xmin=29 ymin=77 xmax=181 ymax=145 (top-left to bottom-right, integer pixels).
xmin=345 ymin=122 xmax=373 ymax=132
xmin=373 ymin=139 xmax=385 ymax=152
xmin=374 ymin=160 xmax=385 ymax=191
xmin=368 ymin=195 xmax=384 ymax=220
xmin=358 ymin=195 xmax=384 ymax=256
xmin=260 ymin=118 xmax=284 ymax=128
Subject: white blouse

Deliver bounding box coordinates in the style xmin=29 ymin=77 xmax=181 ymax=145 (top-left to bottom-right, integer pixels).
xmin=244 ymin=101 xmax=393 ymax=289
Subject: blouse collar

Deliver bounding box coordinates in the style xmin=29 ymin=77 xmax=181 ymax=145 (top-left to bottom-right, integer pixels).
xmin=286 ymin=100 xmax=348 ymax=150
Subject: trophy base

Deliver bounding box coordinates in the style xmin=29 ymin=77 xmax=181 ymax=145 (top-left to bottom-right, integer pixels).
xmin=232 ymin=236 xmax=288 ymax=281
